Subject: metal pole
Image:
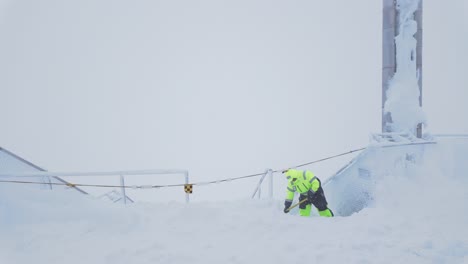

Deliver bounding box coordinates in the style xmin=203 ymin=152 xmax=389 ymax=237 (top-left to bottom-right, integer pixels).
xmin=44 ymin=176 xmax=53 ymax=190
xmin=415 ymin=0 xmax=423 ymax=138
xmin=120 ymin=174 xmax=127 ymax=205
xmin=251 ymin=170 xmax=269 ymax=199
xmin=184 ymin=172 xmax=189 ymax=203
xmin=268 ymin=169 xmax=273 ymax=199
xmin=382 ymin=0 xmax=397 ymax=134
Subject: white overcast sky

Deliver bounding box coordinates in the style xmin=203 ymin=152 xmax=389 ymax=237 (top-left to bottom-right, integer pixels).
xmin=0 ymin=0 xmax=467 ymax=182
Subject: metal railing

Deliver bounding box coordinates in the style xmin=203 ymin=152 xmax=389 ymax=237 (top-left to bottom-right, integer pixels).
xmin=0 ymin=169 xmax=190 ymax=204
xmin=251 ymin=169 xmax=273 ymax=199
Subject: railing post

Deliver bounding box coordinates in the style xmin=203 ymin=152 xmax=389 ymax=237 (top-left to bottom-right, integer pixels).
xmin=120 ymin=174 xmax=127 ymax=205
xmin=184 ymin=171 xmax=189 ymax=203
xmin=251 ymin=169 xmax=270 ymax=199
xmin=43 ymin=175 xmax=53 ymax=190
xmin=268 ymin=169 xmax=273 ymax=199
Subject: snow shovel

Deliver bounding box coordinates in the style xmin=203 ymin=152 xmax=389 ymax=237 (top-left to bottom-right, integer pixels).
xmin=285 ymin=198 xmax=308 ymax=213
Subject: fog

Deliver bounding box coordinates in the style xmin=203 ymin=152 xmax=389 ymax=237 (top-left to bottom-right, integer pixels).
xmin=0 ymin=0 xmax=466 ymax=183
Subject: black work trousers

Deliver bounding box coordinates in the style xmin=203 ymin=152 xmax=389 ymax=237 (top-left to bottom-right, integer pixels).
xmin=299 ymin=187 xmax=329 ymax=211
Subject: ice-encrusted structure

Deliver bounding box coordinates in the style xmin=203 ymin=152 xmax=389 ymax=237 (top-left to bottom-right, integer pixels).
xmin=384 ymin=0 xmax=426 ymax=134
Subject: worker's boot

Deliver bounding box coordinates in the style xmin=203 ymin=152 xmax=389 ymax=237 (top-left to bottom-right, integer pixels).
xmin=318 ymin=208 xmax=334 ymax=217
xmin=299 ymin=204 xmax=311 ymax=216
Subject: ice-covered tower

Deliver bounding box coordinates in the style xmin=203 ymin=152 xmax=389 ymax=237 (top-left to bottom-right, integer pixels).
xmin=382 ymin=0 xmax=424 ymax=138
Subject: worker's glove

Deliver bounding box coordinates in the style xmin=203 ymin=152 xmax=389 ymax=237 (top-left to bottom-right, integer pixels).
xmin=284 ymin=201 xmax=292 ymax=213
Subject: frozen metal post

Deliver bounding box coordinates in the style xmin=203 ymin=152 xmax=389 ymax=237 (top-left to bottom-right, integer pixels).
xmin=382 ymin=0 xmax=423 ymax=138
xmin=184 ymin=171 xmax=190 ymax=203
xmin=415 ymin=0 xmax=423 ymax=138
xmin=120 ymin=174 xmax=127 ymax=204
xmin=268 ymin=169 xmax=273 ymax=199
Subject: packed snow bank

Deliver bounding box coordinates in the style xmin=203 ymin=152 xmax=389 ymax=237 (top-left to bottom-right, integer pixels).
xmin=324 ymin=142 xmax=430 ymax=216
xmin=1 ymin=137 xmax=467 ymax=264
xmin=325 ymin=136 xmax=468 ymax=217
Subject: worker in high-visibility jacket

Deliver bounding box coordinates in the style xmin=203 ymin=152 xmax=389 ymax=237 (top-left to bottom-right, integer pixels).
xmin=283 ymin=169 xmax=334 ymax=217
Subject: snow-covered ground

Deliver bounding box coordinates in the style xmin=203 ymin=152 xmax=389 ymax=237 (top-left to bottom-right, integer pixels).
xmin=1 ymin=136 xmax=467 ymax=264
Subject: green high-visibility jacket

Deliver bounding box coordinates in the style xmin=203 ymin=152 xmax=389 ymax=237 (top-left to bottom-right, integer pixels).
xmin=284 ymin=169 xmax=321 ymax=203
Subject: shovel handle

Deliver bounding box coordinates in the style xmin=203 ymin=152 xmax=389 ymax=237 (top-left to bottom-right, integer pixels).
xmin=285 ymin=198 xmax=308 ymax=213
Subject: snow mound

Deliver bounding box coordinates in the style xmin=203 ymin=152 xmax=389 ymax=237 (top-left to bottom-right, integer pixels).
xmin=325 ymin=136 xmax=468 ymax=217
